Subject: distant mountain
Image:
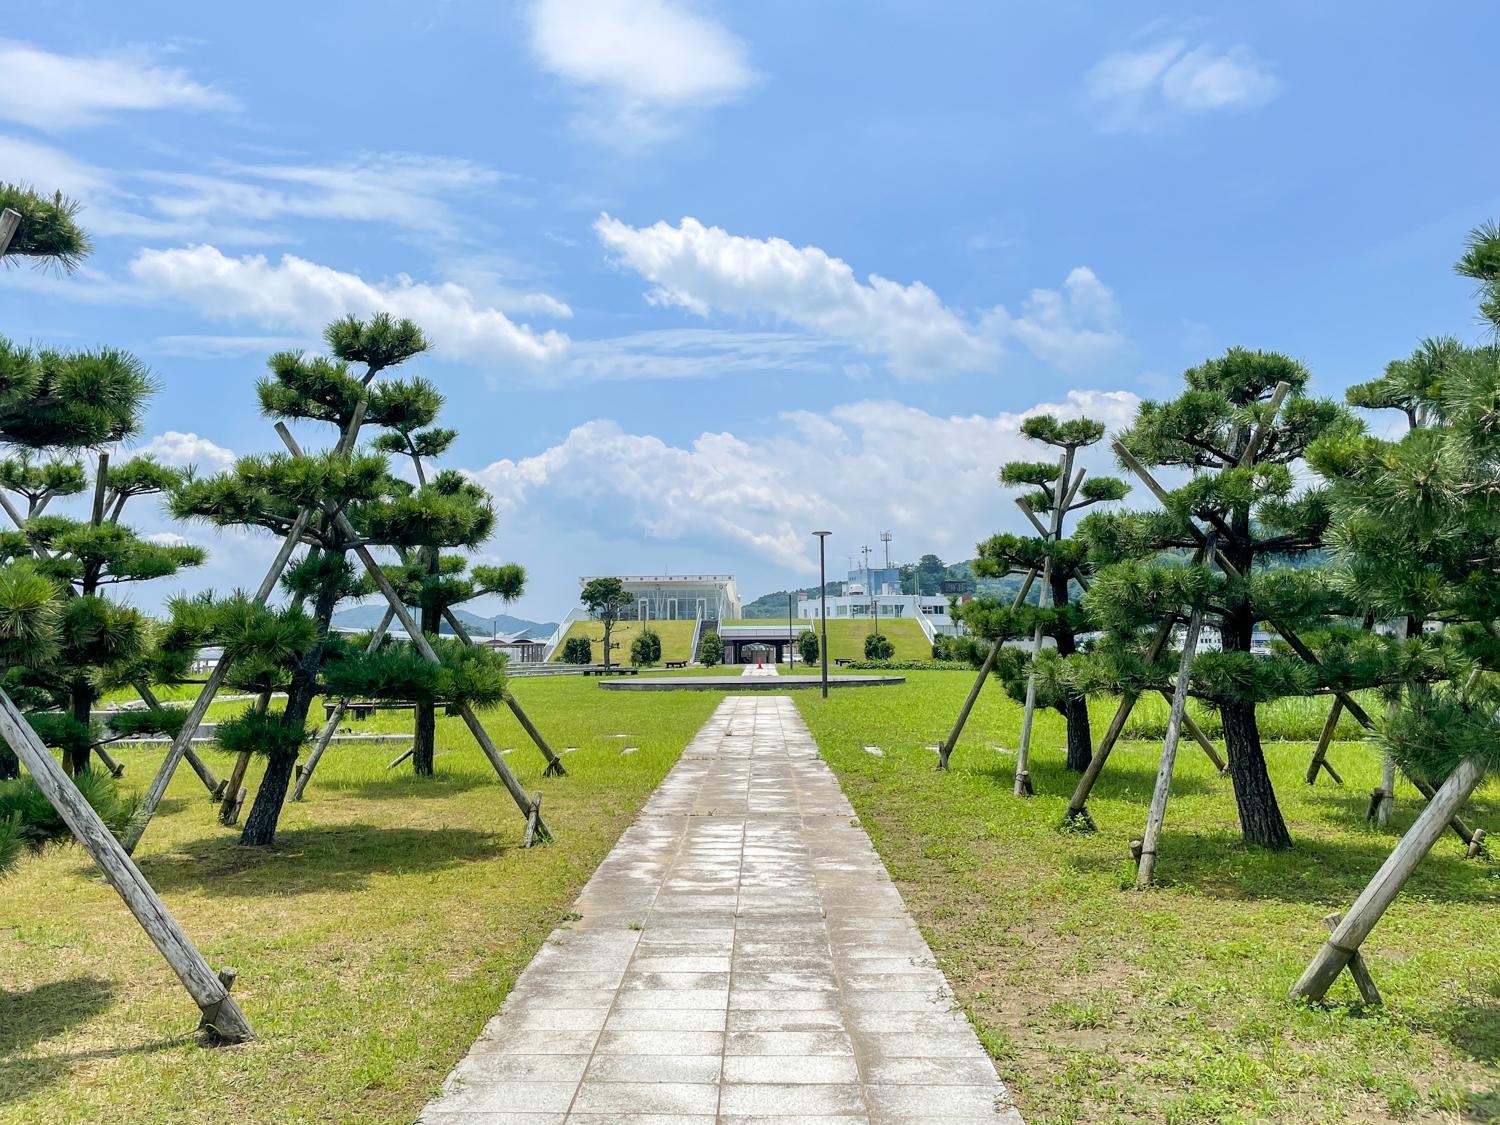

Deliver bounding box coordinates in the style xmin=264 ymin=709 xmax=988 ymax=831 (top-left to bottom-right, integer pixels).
xmin=333 ymin=605 xmax=558 ymax=638
xmin=740 ymin=583 xmax=841 ymax=619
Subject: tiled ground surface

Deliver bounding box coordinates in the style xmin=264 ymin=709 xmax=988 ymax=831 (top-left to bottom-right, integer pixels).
xmin=418 ymin=695 xmax=1022 ymax=1124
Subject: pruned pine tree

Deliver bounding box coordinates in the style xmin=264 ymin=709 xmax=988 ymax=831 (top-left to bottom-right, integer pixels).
xmin=1074 ymin=349 xmax=1358 ymax=849
xmin=581 ymin=578 xmax=631 ymax=669
xmin=0 ymin=183 xmax=90 ymax=269
xmin=170 ymin=315 xmax=449 ymax=846
xmin=956 ymin=414 xmax=1128 ymax=772
xmin=370 ymin=400 xmax=523 ymax=775
xmin=1292 ymin=222 xmax=1500 ymax=999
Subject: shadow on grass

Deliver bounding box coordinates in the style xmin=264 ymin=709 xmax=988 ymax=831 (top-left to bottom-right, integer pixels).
xmin=1433 ymin=977 xmax=1500 ymax=1066
xmin=136 ymin=823 xmax=504 ymax=896
xmin=0 ymin=977 xmax=117 ymax=1059
xmin=1063 ymin=830 xmax=1492 ymax=904
xmin=956 ymin=759 xmax=1224 ymax=802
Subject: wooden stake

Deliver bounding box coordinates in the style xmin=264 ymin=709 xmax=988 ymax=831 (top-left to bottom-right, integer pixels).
xmin=0 ymin=687 xmax=253 ymax=1041
xmin=1291 ymin=756 xmax=1486 ymax=1001
xmin=275 ymin=426 xmax=549 ymax=839
xmin=386 ymin=747 xmax=414 ymax=769
xmin=123 ymin=508 xmax=313 ymax=854
xmin=1015 ymin=450 xmax=1073 ymax=797
xmin=1376 ymin=754 xmax=1397 ymax=828
xmin=440 ymin=608 xmax=566 ymax=777
xmin=1136 ymin=532 xmax=1217 ymax=888
xmin=134 ymin=682 xmax=223 ymax=798
xmin=218 ymin=690 xmax=270 ymax=826
xmin=937 ymin=567 xmax=1037 ymax=771
xmin=1305 ymin=698 xmax=1345 ymax=785
xmin=0 ymin=208 xmax=20 ymax=257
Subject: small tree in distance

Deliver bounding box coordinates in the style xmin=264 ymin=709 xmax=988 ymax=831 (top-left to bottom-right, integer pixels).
xmin=581 ymin=578 xmax=632 ymax=670
xmin=798 ymin=629 xmax=819 ymax=666
xmin=864 ymin=632 xmax=894 ymax=661
xmin=562 ymin=636 xmax=592 ymax=664
xmin=699 ymin=630 xmax=722 ymax=666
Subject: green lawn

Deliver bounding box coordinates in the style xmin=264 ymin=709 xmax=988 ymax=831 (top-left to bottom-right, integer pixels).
xmin=793 ymin=671 xmax=1500 ymax=1125
xmin=723 ymin=616 xmax=932 ymax=661
xmin=0 ymin=677 xmax=723 ymax=1125
xmin=547 ymin=618 xmax=697 ymax=663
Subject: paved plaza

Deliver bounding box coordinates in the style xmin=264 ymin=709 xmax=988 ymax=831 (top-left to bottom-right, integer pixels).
xmin=418 ymin=695 xmax=1022 ymax=1124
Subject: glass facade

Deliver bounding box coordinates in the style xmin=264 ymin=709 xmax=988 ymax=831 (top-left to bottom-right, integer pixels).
xmin=580 ymin=575 xmax=741 ymax=621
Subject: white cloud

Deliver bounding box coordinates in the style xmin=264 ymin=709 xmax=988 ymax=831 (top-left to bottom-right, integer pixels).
xmin=1085 ymin=39 xmax=1278 ymax=130
xmin=149 ymin=335 xmax=309 ymax=360
xmin=527 ymin=0 xmax=754 ymax=143
xmin=128 ymin=245 xmax=571 ymax=367
xmin=147 ymin=531 xmax=193 ymax=548
xmin=595 ymin=215 xmax=1124 ymax=377
xmin=0 ymin=39 xmax=235 ymax=130
xmin=135 ymin=431 xmax=238 ymax=472
xmin=468 ymin=389 xmax=1141 ymax=572
xmin=0 ymin=135 xmax=517 ymax=245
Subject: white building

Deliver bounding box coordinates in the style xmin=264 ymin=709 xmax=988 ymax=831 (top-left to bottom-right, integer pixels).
xmin=579 ymin=574 xmax=741 ymax=622
xmin=798 ymin=590 xmax=966 ymax=638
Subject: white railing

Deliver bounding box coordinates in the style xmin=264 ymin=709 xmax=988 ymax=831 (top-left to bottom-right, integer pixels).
xmin=541 ymin=607 xmax=590 ymax=662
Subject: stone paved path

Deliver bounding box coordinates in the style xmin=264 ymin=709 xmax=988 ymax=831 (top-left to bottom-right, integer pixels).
xmin=418 ymin=695 xmax=1023 ymax=1124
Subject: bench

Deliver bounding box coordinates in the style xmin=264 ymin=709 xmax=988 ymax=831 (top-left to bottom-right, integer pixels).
xmin=581 ymin=665 xmax=640 ymax=676
xmin=665 ymin=660 xmax=688 ymax=669
xmin=834 ymin=658 xmax=853 ymax=667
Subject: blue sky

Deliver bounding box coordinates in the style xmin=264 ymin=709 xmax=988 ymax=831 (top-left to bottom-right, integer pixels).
xmin=2 ymin=1 xmax=1497 ymax=624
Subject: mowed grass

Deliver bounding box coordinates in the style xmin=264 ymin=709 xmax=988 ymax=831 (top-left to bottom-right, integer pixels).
xmin=0 ymin=677 xmax=723 ymax=1125
xmin=793 ymin=672 xmax=1500 ymax=1124
xmin=548 ymin=618 xmax=697 ymax=663
xmin=722 ymin=617 xmax=932 ymax=662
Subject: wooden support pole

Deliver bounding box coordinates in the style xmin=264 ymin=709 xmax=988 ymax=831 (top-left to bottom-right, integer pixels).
xmin=123 ymin=508 xmax=313 ymax=854
xmin=94 ymin=742 xmax=125 ymax=778
xmin=0 ymin=208 xmax=20 ymax=256
xmin=289 ymin=608 xmax=395 ymax=801
xmin=439 ymin=607 xmax=566 ymax=777
xmin=1305 ymin=698 xmax=1345 ymax=785
xmin=1015 ymin=450 xmax=1073 ymax=797
xmin=1323 ymin=912 xmax=1382 ymax=1005
xmin=275 ymin=425 xmax=548 ymax=839
xmin=386 ymin=746 xmax=414 ymax=770
xmin=1376 ymin=754 xmax=1397 ymax=828
xmin=1291 ymin=756 xmax=1486 ymax=1001
xmin=0 ymin=687 xmax=253 ymax=1041
xmin=218 ymin=690 xmax=270 ymax=826
xmin=135 ymin=682 xmax=223 ymax=799
xmin=1136 ymin=532 xmax=1217 ymax=888
xmin=938 ymin=567 xmax=1038 ymax=770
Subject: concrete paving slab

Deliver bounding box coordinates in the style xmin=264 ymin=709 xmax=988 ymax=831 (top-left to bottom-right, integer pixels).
xmin=418 ymin=696 xmax=1022 ymax=1124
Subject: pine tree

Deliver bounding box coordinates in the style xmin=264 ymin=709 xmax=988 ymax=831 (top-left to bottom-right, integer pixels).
xmin=956 ymin=414 xmax=1128 ymax=772
xmin=169 ymin=314 xmax=466 ymax=845
xmin=581 ymin=578 xmax=631 ymax=670
xmin=370 ymin=400 xmax=523 ymax=775
xmin=1292 ymin=222 xmax=1500 ymax=998
xmin=1075 ymin=350 xmax=1358 ymax=849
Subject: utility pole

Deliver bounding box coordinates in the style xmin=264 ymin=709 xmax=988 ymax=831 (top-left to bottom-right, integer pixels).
xmin=815 ymin=532 xmax=832 ymax=697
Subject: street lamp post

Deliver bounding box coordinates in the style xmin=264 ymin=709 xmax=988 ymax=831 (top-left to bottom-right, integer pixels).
xmin=813 ymin=532 xmax=831 ymax=698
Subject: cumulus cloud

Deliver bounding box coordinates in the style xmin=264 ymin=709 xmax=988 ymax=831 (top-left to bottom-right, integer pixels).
xmin=0 ymin=39 xmax=235 ymax=130
xmin=595 ymin=215 xmax=1123 ymax=377
xmin=1085 ymin=39 xmax=1279 ymax=130
xmin=468 ymin=389 xmax=1140 ymax=571
xmin=128 ymin=245 xmax=571 ymax=367
xmin=135 ymin=431 xmax=238 ymax=472
xmin=527 ymin=0 xmax=755 ymax=143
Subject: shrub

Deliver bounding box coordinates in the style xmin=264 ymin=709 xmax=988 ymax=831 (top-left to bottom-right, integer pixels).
xmin=631 ymin=628 xmax=662 ymax=667
xmin=797 ymin=629 xmax=819 ymax=666
xmin=0 ymin=770 xmax=139 ymax=876
xmin=700 ymin=630 xmax=723 ymax=666
xmin=562 ymin=636 xmax=592 ymax=664
xmin=864 ymin=632 xmax=895 ymax=660
xmin=932 ymin=633 xmax=986 ymax=663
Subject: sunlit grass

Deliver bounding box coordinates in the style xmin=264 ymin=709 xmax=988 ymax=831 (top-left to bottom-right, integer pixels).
xmin=0 ymin=678 xmax=722 ymax=1125
xmin=794 ymin=671 xmax=1500 ymax=1124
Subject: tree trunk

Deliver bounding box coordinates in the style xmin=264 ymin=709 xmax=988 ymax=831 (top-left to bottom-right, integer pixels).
xmin=412 ymin=577 xmax=441 ymax=776
xmin=239 ymin=558 xmax=343 ymax=847
xmin=66 ymin=680 xmax=93 ymax=774
xmin=1220 ymin=698 xmax=1292 ymax=850
xmin=1217 ymin=522 xmax=1292 ymax=851
xmin=1050 ymin=568 xmax=1092 ymax=773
